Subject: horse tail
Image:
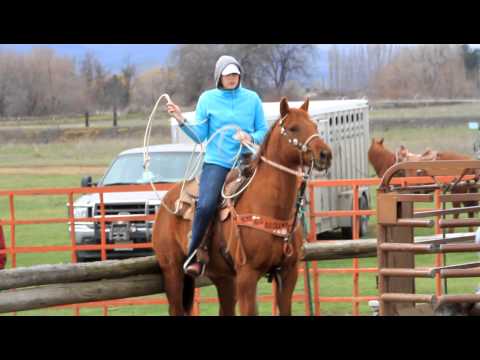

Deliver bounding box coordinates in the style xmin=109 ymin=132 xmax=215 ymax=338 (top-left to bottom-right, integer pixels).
xmin=182 ymin=275 xmax=195 ymax=315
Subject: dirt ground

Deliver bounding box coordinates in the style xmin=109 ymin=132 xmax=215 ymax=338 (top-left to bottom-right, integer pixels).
xmin=0 ymin=166 xmax=106 ymax=175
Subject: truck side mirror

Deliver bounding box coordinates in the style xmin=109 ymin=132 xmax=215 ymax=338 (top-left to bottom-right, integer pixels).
xmin=81 ymin=176 xmax=93 ymax=187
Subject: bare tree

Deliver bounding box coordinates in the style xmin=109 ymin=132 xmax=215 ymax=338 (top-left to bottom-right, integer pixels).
xmin=328 ymin=45 xmax=341 ymax=93
xmin=94 ymin=58 xmax=109 ymax=110
xmin=328 ymin=44 xmax=400 ymax=96
xmin=256 ymin=44 xmax=316 ymax=97
xmin=165 ymin=44 xmax=316 ymax=104
xmin=166 ymin=44 xmax=224 ymax=105
xmin=220 ymin=44 xmax=269 ymax=93
xmin=131 ymin=66 xmax=178 ymax=111
xmin=371 ymin=44 xmax=474 ymax=99
xmin=120 ymin=57 xmax=136 ymax=108
xmin=79 ymin=51 xmax=97 ymax=116
xmin=0 ymin=48 xmax=101 ymax=118
xmin=0 ymin=51 xmax=16 ymax=117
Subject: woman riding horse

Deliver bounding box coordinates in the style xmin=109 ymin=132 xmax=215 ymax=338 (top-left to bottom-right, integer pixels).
xmin=153 ymin=94 xmax=332 ymax=315
xmin=166 ymin=55 xmax=269 ymax=277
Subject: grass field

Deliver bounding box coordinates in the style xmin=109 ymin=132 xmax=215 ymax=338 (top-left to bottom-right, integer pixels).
xmin=1 ymin=102 xmax=480 ymax=316
xmin=372 ymin=125 xmax=478 ymax=157
xmin=370 ymin=101 xmax=480 ymax=120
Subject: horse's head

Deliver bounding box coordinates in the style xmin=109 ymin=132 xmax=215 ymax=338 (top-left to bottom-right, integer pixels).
xmin=368 ymin=138 xmax=396 ymax=177
xmin=275 ymin=97 xmax=332 ymax=172
xmin=368 ymin=137 xmax=386 ymax=157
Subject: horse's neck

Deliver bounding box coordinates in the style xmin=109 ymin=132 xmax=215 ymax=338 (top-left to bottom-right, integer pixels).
xmin=372 ymin=149 xmax=395 ymax=176
xmin=240 ymin=154 xmax=299 ymax=219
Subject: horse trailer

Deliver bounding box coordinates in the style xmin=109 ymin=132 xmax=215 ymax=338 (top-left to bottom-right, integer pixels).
xmin=170 ymin=99 xmax=371 ymax=239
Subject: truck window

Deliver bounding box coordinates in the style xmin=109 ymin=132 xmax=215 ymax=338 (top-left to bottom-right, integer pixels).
xmin=101 ymin=152 xmax=202 ymax=185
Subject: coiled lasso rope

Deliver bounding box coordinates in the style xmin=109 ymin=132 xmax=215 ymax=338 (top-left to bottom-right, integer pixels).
xmin=142 ymin=94 xmax=257 ymax=214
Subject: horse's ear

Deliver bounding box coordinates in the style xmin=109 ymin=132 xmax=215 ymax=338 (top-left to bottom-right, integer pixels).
xmin=379 ymin=138 xmax=384 ymax=145
xmin=300 ymin=97 xmax=310 ymax=112
xmin=280 ymin=97 xmax=289 ymax=117
xmin=399 ymin=145 xmax=406 ymax=150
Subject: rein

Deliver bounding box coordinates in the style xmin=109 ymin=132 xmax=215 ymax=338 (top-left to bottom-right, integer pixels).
xmin=260 ymin=156 xmax=308 ymax=177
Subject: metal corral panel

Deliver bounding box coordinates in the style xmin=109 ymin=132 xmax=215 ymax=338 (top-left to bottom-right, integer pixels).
xmin=170 ymin=99 xmax=370 ymax=235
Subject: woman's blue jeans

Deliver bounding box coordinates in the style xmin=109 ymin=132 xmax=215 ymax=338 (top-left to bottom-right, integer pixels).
xmin=188 ymin=163 xmax=230 ymax=258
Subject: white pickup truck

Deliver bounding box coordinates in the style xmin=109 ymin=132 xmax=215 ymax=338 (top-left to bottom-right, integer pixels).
xmin=71 ymin=143 xmax=202 ymax=262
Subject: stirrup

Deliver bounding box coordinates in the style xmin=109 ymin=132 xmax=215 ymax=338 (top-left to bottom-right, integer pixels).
xmin=184 ymin=262 xmax=206 ymax=277
xmin=183 ymin=249 xmax=206 ymax=276
xmin=183 ymin=249 xmax=198 ymax=273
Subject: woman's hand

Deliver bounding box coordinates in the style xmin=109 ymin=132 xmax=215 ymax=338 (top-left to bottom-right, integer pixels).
xmin=233 ymin=130 xmax=252 ymax=144
xmin=166 ymin=102 xmax=185 ymax=123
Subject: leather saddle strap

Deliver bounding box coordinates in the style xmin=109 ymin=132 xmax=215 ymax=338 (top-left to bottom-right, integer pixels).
xmin=234 ymin=213 xmax=296 ymax=237
xmin=222 ymin=205 xmax=248 ymax=267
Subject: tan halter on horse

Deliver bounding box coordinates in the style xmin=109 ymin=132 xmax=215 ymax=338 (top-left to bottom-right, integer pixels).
xmin=152 ymin=97 xmax=332 ymax=316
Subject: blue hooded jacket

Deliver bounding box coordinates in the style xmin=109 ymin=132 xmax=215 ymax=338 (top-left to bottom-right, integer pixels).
xmin=180 ymin=56 xmax=268 ymax=169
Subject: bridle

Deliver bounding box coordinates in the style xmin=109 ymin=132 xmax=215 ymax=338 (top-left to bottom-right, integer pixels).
xmin=259 ymin=113 xmax=322 ymax=178
xmin=278 ymin=114 xmax=322 ymax=156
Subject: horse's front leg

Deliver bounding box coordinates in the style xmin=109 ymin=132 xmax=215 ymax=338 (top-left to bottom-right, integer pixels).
xmin=162 ymin=267 xmax=188 ymax=316
xmin=275 ymin=264 xmax=299 ymax=316
xmin=211 ymin=276 xmax=237 ymax=316
xmin=236 ymin=266 xmax=261 ymax=315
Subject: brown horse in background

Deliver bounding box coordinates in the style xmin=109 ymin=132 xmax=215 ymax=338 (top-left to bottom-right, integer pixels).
xmin=368 ymin=138 xmax=399 ymax=177
xmin=151 ymin=98 xmax=332 ymax=315
xmin=368 ymin=138 xmax=425 ymax=177
xmin=368 ymin=138 xmax=479 ymax=231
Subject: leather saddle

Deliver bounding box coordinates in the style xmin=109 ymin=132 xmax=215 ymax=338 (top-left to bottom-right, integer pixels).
xmin=175 ymin=154 xmax=254 ymax=222
xmin=174 ymin=156 xmax=254 ymax=266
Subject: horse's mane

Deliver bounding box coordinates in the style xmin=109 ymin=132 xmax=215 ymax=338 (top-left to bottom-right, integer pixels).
xmin=249 ymin=115 xmax=283 ymax=169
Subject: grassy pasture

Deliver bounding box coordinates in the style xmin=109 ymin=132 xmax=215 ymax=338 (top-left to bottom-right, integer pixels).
xmin=370 ymin=101 xmax=480 ymax=120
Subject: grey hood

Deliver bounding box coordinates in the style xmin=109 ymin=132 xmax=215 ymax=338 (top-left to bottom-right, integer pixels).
xmin=214 ymin=55 xmax=243 ymax=89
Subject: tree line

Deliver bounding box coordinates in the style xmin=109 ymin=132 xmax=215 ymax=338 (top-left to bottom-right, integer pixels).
xmin=0 ymin=44 xmax=479 ymax=119
xmin=328 ymin=44 xmax=480 ymax=99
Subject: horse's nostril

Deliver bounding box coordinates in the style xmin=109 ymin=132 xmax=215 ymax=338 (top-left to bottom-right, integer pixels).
xmin=320 ymin=150 xmax=329 ymax=160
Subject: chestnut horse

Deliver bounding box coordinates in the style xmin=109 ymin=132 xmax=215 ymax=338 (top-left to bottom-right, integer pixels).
xmin=368 ymin=138 xmax=479 ymax=231
xmin=368 ymin=138 xmax=414 ymax=177
xmin=368 ymin=138 xmax=396 ymax=178
xmin=152 ymin=98 xmax=332 ymax=315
